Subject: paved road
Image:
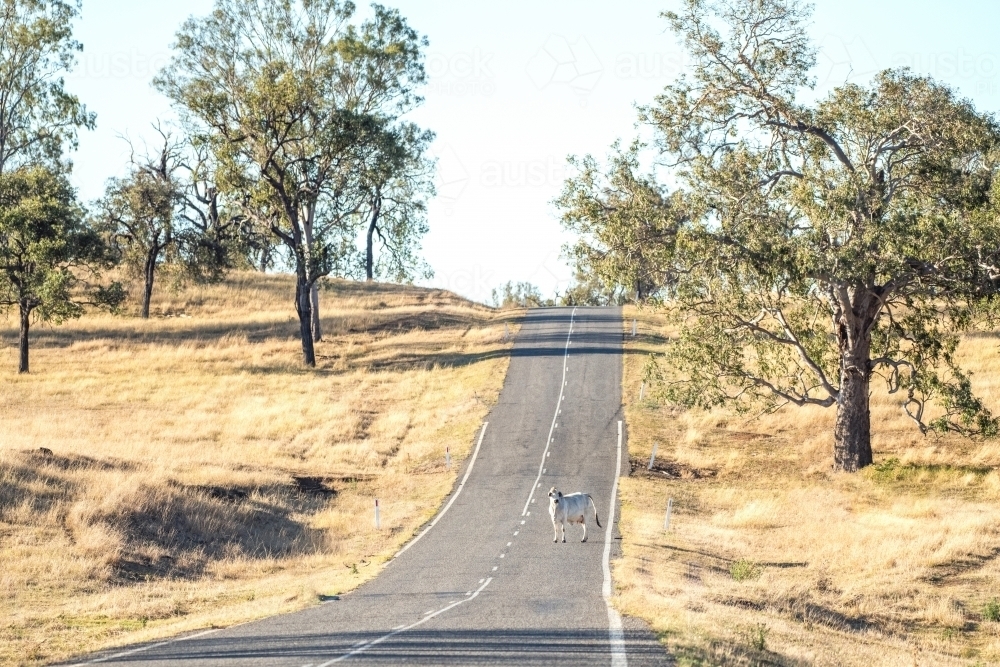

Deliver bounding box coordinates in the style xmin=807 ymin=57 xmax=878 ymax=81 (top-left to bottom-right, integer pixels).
xmin=67 ymin=307 xmax=668 ymax=666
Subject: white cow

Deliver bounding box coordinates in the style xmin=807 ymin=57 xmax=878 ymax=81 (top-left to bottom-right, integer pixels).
xmin=548 ymin=487 xmax=601 ymax=543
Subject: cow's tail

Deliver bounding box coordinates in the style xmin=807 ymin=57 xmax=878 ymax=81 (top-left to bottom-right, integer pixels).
xmin=589 ymin=495 xmax=602 ymax=528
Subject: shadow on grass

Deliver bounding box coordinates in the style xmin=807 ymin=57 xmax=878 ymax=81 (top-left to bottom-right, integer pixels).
xmin=0 ymin=449 xmax=347 ymax=584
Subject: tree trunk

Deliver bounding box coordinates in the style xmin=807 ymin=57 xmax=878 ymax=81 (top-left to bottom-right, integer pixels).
xmin=833 ymin=336 xmax=873 ymax=472
xmin=295 ymin=277 xmax=317 ymax=367
xmin=366 ymin=195 xmax=381 ymax=282
xmin=141 ymin=248 xmax=157 ymax=319
xmin=311 ymin=283 xmax=322 ymax=341
xmin=301 ymin=212 xmax=322 ymax=342
xmin=18 ymin=302 xmax=30 ymax=374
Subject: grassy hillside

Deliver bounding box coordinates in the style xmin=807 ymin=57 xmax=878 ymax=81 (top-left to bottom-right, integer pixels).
xmin=0 ymin=273 xmax=515 ymax=666
xmin=616 ymin=306 xmax=1000 ymax=666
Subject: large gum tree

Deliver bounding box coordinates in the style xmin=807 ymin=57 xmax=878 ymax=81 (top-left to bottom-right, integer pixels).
xmin=155 ymin=0 xmax=428 ymax=365
xmin=564 ymin=0 xmax=1000 ymax=471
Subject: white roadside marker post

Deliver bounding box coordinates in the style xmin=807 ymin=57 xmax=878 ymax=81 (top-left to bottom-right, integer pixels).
xmin=632 ymin=319 xmax=637 ymax=336
xmin=664 ymin=497 xmax=673 ymax=531
xmin=446 ymin=446 xmax=451 ymax=470
xmin=504 ymin=324 xmax=510 ymax=341
xmin=639 ymin=382 xmax=646 ymax=401
xmin=375 ymin=499 xmax=381 ymax=530
xmin=648 ymin=442 xmax=659 ymax=470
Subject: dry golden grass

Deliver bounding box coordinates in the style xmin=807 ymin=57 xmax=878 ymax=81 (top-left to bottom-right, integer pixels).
xmin=0 ymin=272 xmax=516 ymax=666
xmin=615 ymin=307 xmax=1000 ymax=666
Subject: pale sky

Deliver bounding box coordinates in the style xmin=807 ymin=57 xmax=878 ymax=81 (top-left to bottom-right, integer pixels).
xmin=66 ymin=1 xmax=1000 ymax=304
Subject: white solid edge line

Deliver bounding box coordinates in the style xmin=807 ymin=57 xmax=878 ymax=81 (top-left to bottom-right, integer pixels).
xmin=317 ymin=578 xmax=493 ymax=666
xmin=394 ymin=422 xmax=489 ymax=559
xmin=604 ymin=421 xmax=628 ymax=667
xmin=522 ymin=306 xmax=577 ymax=516
xmin=68 ymin=629 xmax=220 ymax=666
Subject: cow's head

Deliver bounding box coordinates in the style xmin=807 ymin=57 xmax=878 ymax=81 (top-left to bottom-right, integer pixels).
xmin=548 ymin=487 xmax=562 ymax=504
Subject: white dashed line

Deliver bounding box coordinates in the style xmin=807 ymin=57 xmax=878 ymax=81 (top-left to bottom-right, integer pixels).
xmin=492 ymin=566 xmax=498 ymax=571
xmin=507 ymin=542 xmax=512 ymax=547
xmin=521 ymin=307 xmax=577 ymax=516
xmin=318 ymin=579 xmax=493 ymax=665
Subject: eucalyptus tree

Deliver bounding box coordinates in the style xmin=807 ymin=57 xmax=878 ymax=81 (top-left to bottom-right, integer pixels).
xmin=98 ymin=133 xmax=181 ymax=319
xmin=155 ymin=0 xmax=429 ymax=365
xmin=562 ymin=0 xmax=1000 ymax=471
xmin=558 ymin=142 xmax=686 ymax=302
xmin=0 ymin=0 xmax=94 ymax=175
xmin=358 ymin=121 xmax=435 ymax=283
xmin=175 ymin=141 xmax=249 ymax=283
xmin=0 ymin=166 xmax=122 ymax=372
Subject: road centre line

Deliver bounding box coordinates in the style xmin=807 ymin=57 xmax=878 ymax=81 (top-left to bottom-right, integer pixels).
xmin=521 ymin=307 xmax=577 ymax=516
xmin=604 ymin=421 xmax=628 ymax=667
xmin=393 ymin=422 xmax=489 ymax=560
xmin=318 ymin=579 xmax=494 ymax=666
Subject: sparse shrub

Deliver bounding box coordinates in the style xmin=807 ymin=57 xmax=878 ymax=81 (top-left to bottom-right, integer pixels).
xmin=740 ymin=623 xmax=769 ymax=652
xmin=983 ymin=599 xmax=1000 ymax=622
xmin=730 ymin=559 xmax=762 ymax=582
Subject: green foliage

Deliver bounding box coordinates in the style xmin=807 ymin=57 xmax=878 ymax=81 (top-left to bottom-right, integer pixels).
xmin=0 ymin=0 xmax=95 ymax=173
xmin=983 ymin=599 xmax=1000 ymax=622
xmin=356 ymin=121 xmax=436 ymax=283
xmin=0 ymin=166 xmax=122 ymax=369
xmin=561 ymin=0 xmax=1000 ymax=469
xmin=740 ymin=623 xmax=769 ymax=652
xmin=97 ymin=135 xmax=182 ymax=317
xmin=562 ymin=264 xmax=622 ymax=306
xmin=155 ymin=0 xmax=432 ymax=363
xmin=729 ymin=559 xmax=763 ymax=582
xmin=557 ymin=141 xmax=686 ymax=302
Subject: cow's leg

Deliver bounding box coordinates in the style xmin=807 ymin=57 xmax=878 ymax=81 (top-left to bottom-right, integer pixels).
xmin=582 ymin=520 xmax=588 ymax=543
xmin=561 ymin=522 xmax=566 ymax=543
xmin=552 ymin=520 xmax=559 ymax=543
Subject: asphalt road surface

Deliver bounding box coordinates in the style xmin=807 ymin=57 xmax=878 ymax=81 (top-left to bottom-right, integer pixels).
xmin=67 ymin=307 xmax=669 ymax=666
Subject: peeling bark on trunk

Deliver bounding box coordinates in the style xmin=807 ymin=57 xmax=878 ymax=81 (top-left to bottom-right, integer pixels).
xmin=310 ymin=283 xmax=322 ymax=342
xmin=301 ymin=212 xmax=322 ymax=342
xmin=834 ymin=365 xmax=873 ymax=471
xmin=18 ymin=302 xmax=30 ymax=374
xmin=833 ymin=324 xmax=874 ymax=471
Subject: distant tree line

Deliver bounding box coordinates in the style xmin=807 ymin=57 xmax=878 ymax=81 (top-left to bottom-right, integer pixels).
xmin=0 ymin=0 xmax=436 ymax=372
